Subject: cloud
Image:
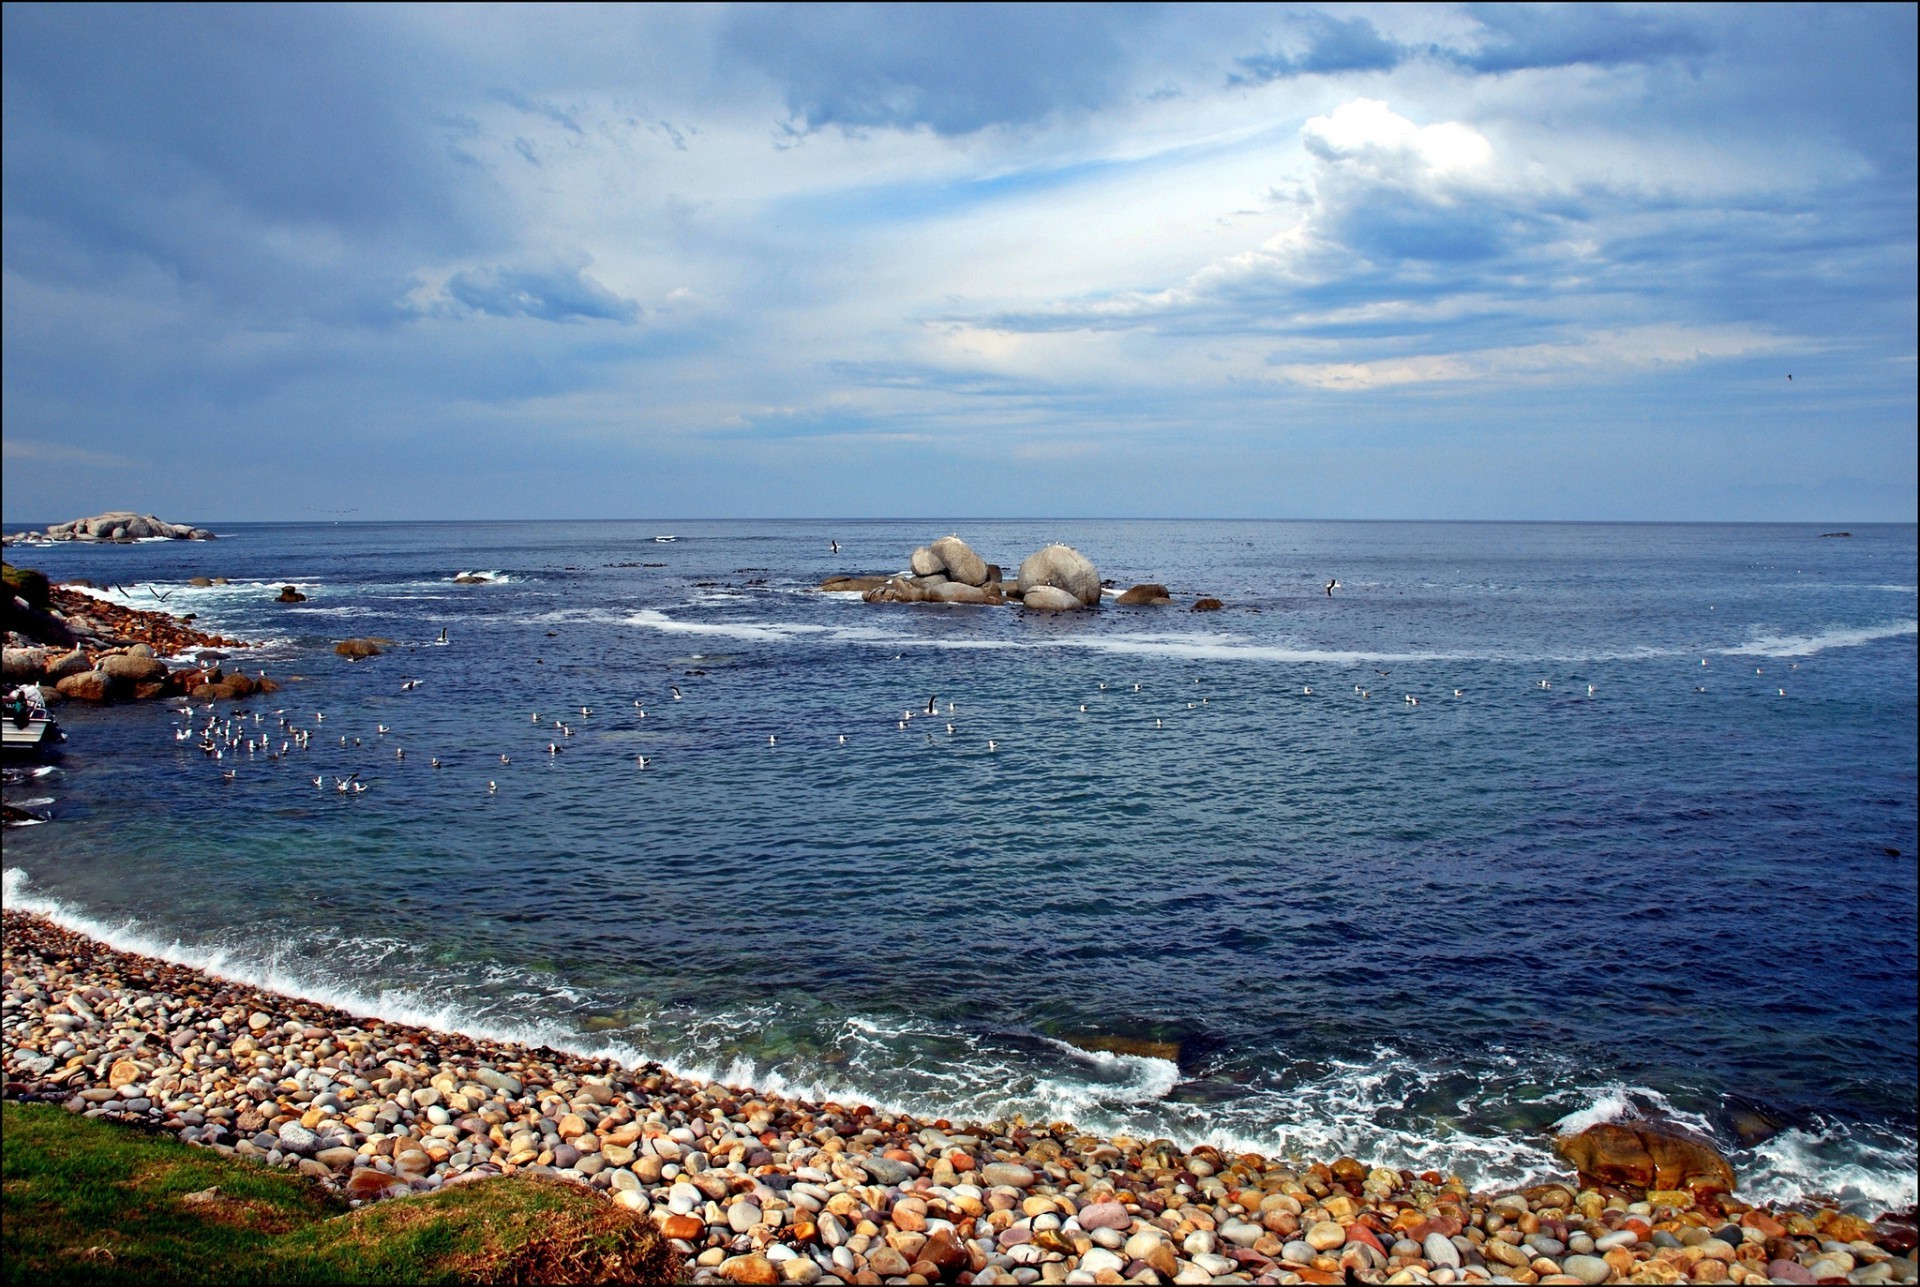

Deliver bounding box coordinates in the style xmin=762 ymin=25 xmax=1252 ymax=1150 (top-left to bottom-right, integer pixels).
xmin=1448 ymin=5 xmax=1709 ymax=74
xmin=439 ymin=263 xmax=639 ymax=323
xmin=722 ymin=3 xmax=1163 ymax=136
xmin=1233 ymin=13 xmax=1408 ymax=82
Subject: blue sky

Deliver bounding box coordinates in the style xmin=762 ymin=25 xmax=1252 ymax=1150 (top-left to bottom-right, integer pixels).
xmin=3 ymin=3 xmax=1914 ymax=522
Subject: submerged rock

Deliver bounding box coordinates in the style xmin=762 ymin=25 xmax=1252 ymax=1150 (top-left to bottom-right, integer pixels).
xmin=1556 ymin=1120 xmax=1737 ymax=1192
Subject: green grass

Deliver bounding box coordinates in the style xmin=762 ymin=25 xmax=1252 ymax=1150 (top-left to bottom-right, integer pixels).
xmin=1 ymin=1102 xmax=682 ymax=1284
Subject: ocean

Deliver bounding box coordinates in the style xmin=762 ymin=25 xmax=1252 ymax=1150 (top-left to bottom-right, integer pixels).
xmin=3 ymin=519 xmax=1915 ymax=1212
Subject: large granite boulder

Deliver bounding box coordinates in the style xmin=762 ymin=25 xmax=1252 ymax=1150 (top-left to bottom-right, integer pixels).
xmin=1555 ymin=1121 xmax=1736 ymax=1193
xmin=56 ymin=670 xmax=114 ymax=702
xmin=3 ymin=647 xmax=47 ymax=682
xmin=1021 ymin=585 xmax=1086 ymax=612
xmin=929 ymin=536 xmax=989 ymax=587
xmin=1016 ymin=545 xmax=1100 ymax=606
xmin=42 ymin=512 xmax=212 ymax=542
xmin=43 ymin=647 xmax=91 ymax=681
xmin=928 ymin=581 xmax=999 ymax=604
xmin=862 ymin=578 xmax=927 ymax=604
xmin=100 ymin=652 xmax=168 ymax=685
xmin=906 ymin=535 xmax=991 ymax=587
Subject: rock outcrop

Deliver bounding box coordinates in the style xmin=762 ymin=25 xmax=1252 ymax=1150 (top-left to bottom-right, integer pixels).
xmin=908 ymin=536 xmax=992 ymax=587
xmin=1116 ymin=584 xmax=1173 ymax=606
xmin=1020 ymin=585 xmax=1086 ymax=612
xmin=1555 ymin=1121 xmax=1737 ymax=1193
xmin=335 ymin=638 xmax=383 ymax=659
xmin=7 ymin=512 xmax=214 ymax=544
xmin=1016 ymin=545 xmax=1100 ymax=607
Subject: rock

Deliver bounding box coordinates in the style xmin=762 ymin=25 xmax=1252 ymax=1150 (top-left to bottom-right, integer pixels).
xmin=1080 ymin=1247 xmax=1126 ymax=1276
xmin=277 ymin=586 xmax=307 ymax=603
xmin=315 ymin=1146 xmax=360 ymax=1170
xmin=860 ymin=1155 xmax=913 ymax=1186
xmin=660 ymin=1213 xmax=705 ymax=1241
xmin=910 ymin=546 xmax=943 ymax=576
xmin=1562 ymin=1254 xmax=1612 ymax=1284
xmin=100 ymin=653 xmax=167 ymax=684
xmin=1766 ymin=1260 xmax=1816 ymax=1284
xmin=930 ymin=536 xmax=989 ymax=587
xmin=1016 ymin=544 xmax=1100 ymax=606
xmin=863 ymin=577 xmax=927 ymax=604
xmin=345 ymin=1169 xmax=407 ymax=1202
xmin=44 ymin=647 xmax=91 ymax=681
xmin=55 ymin=670 xmax=113 ymax=702
xmin=3 ymin=647 xmax=48 ymax=681
xmin=820 ymin=576 xmax=889 ymax=594
xmin=1554 ymin=1121 xmax=1736 ymax=1192
xmin=276 ymin=1121 xmax=320 ymax=1155
xmin=189 ymin=577 xmax=214 ymax=588
xmin=1020 ymin=585 xmax=1085 ymax=612
xmin=1079 ymin=1201 xmax=1131 ymax=1230
xmin=1115 ymin=584 xmax=1172 ymax=605
xmin=720 ymin=1254 xmax=780 ymax=1286
xmin=334 ymin=638 xmax=382 ymax=659
xmin=1192 ymin=598 xmax=1224 ymax=612
xmin=981 ymin=1161 xmax=1036 ymax=1188
xmin=865 ymin=1247 xmax=912 ymax=1277
xmin=1424 ymin=1232 xmax=1462 ymax=1268
xmin=928 ymin=581 xmax=996 ymax=604
xmin=452 ymin=574 xmax=489 ymax=584
xmin=1305 ymin=1221 xmax=1346 ymax=1251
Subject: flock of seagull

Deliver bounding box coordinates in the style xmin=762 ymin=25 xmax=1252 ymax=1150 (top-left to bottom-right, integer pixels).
xmin=174 ymin=650 xmax=1799 ymax=794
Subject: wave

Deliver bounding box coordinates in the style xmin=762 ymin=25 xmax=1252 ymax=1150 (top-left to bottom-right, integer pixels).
xmin=1724 ymin=621 xmax=1917 ymax=657
xmin=6 ymin=867 xmax=1912 ymax=1212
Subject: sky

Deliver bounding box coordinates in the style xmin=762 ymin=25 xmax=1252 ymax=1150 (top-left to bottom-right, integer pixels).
xmin=3 ymin=2 xmax=1915 ymax=523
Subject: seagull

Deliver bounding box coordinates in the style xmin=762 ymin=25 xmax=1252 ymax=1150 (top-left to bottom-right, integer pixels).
xmin=670 ymin=686 xmax=682 ymax=700
xmin=581 ymin=706 xmax=592 ymax=717
xmin=1405 ymin=695 xmax=1418 ymax=705
xmin=488 ymin=780 xmax=497 ymax=793
xmin=350 ymin=781 xmax=367 ymax=794
xmin=768 ymin=734 xmax=777 ymax=746
xmin=636 ymin=755 xmax=649 ymax=767
xmin=312 ymin=775 xmax=324 ymax=788
xmin=438 ymin=627 xmax=448 ymax=643
xmin=376 ymin=724 xmax=389 ymax=735
xmin=1454 ymin=689 xmax=1463 ymax=698
xmin=1538 ymin=680 xmax=1551 ymax=689
xmin=1326 ymin=579 xmax=1340 ymax=596
xmin=548 ymin=743 xmax=560 ymax=754
xmin=927 ymin=695 xmax=937 ymax=715
xmin=1133 ymin=684 xmax=1141 ymax=693
xmin=946 ymin=723 xmax=955 ymax=734
xmin=1155 ymin=718 xmax=1163 ymax=728
xmin=830 ymin=540 xmax=839 ymax=553
xmin=1080 ymin=704 xmax=1089 ymax=713
xmin=1302 ymin=686 xmax=1312 ymax=696
xmin=500 ymin=754 xmax=510 ymax=765
xmin=1778 ymin=688 xmax=1786 ymax=696
xmin=532 ymin=712 xmax=541 ymax=723
xmin=430 ymin=757 xmax=441 ymax=768
xmin=315 ymin=712 xmax=325 ymax=722
xmin=838 ymin=734 xmax=846 ymax=744
xmin=987 ymin=740 xmax=997 ymax=751
xmin=1588 ymin=684 xmax=1595 ymax=697
xmin=221 ymin=769 xmax=236 ymax=783
xmin=334 ymin=775 xmax=354 ymax=793
xmin=898 ymin=720 xmax=907 ymax=730
xmin=395 ymin=748 xmax=405 ymax=760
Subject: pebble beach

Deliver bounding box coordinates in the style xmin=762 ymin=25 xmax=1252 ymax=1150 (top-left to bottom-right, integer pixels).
xmin=5 ymin=910 xmax=1915 ymax=1287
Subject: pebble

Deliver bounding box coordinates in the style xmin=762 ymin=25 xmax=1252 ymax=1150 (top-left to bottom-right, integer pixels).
xmin=5 ymin=909 xmax=1913 ymax=1287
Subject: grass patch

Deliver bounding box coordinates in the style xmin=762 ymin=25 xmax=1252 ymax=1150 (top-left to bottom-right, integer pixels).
xmin=2 ymin=1103 xmax=682 ymax=1284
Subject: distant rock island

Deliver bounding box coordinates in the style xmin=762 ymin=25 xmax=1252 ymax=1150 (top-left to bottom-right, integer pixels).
xmin=4 ymin=512 xmax=215 ymax=545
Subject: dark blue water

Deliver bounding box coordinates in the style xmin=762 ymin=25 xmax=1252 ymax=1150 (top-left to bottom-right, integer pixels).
xmin=5 ymin=520 xmax=1915 ymax=1208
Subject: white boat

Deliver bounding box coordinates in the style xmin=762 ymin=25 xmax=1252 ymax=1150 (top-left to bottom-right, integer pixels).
xmin=3 ymin=685 xmax=64 ymax=755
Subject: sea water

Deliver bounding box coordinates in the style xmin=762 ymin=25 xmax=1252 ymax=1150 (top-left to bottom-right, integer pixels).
xmin=3 ymin=519 xmax=1915 ymax=1211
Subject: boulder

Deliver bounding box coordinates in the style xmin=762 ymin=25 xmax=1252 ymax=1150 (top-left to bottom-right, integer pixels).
xmin=862 ymin=578 xmax=927 ymax=604
xmin=335 ymin=638 xmax=382 ymax=659
xmin=1116 ymin=584 xmax=1172 ymax=606
xmin=820 ymin=576 xmax=889 ymax=594
xmin=1555 ymin=1121 xmax=1736 ymax=1193
xmin=909 ymin=546 xmax=943 ymax=577
xmin=277 ymin=586 xmax=307 ymax=603
xmin=100 ymin=653 xmax=168 ymax=685
xmin=928 ymin=582 xmax=997 ymax=604
xmin=1192 ymin=598 xmax=1224 ymax=612
xmin=3 ymin=647 xmax=48 ymax=681
xmin=1016 ymin=545 xmax=1100 ymax=606
xmin=56 ymin=670 xmax=114 ymax=702
xmin=1021 ymin=585 xmax=1085 ymax=612
xmin=930 ymin=535 xmax=989 ymax=587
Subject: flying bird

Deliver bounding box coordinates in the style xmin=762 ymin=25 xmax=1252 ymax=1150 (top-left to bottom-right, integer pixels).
xmin=1326 ymin=579 xmax=1340 ymax=596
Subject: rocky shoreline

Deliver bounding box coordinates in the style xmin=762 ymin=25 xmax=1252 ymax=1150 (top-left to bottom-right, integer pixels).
xmin=3 ymin=911 xmax=1913 ymax=1286
xmin=4 ymin=579 xmax=264 ymax=704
